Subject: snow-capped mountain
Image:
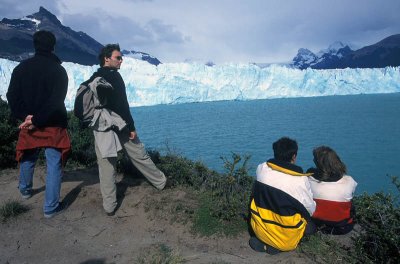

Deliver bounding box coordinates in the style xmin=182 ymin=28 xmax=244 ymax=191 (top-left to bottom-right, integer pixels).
xmin=292 ymin=41 xmax=353 ymax=69
xmin=0 ymin=7 xmax=102 ymax=65
xmin=292 ymin=35 xmax=400 ymax=69
xmin=291 ymin=48 xmax=318 ymax=70
xmin=121 ymin=50 xmax=161 ymax=66
xmin=0 ymin=7 xmax=161 ymax=66
xmin=1 ymin=57 xmax=399 ymax=109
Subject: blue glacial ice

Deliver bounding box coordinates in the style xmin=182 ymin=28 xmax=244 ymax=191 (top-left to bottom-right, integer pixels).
xmin=0 ymin=57 xmax=399 ymax=110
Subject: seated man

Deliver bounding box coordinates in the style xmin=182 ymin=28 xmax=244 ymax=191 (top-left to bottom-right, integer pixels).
xmin=249 ymin=137 xmax=316 ymax=254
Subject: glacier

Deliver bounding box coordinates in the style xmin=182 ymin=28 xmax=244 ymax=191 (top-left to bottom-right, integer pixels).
xmin=0 ymin=57 xmax=399 ymax=110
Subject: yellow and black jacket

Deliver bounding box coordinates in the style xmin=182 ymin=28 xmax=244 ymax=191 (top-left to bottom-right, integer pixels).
xmin=250 ymin=159 xmax=314 ymax=251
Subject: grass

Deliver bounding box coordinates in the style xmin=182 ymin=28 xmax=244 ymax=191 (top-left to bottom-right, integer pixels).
xmin=192 ymin=194 xmax=222 ymax=236
xmin=192 ymin=192 xmax=248 ymax=237
xmin=298 ymin=232 xmax=354 ymax=264
xmin=0 ymin=200 xmax=29 ymax=222
xmin=136 ymin=243 xmax=184 ymax=264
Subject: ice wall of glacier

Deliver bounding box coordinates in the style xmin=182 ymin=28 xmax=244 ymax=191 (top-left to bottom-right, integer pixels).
xmin=1 ymin=57 xmax=399 ymax=110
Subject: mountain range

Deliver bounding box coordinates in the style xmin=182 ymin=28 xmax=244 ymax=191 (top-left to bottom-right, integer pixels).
xmin=292 ymin=34 xmax=400 ymax=69
xmin=0 ymin=7 xmax=399 ymax=69
xmin=0 ymin=7 xmax=160 ymax=66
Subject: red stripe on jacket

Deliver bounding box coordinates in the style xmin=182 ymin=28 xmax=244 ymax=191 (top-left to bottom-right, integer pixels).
xmin=312 ymin=198 xmax=352 ymax=222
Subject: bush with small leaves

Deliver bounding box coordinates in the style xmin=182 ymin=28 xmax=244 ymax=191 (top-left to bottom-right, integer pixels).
xmin=0 ymin=98 xmax=19 ymax=169
xmin=66 ymin=112 xmax=96 ymax=167
xmin=1 ymin=200 xmax=29 ymax=222
xmin=352 ymin=176 xmax=400 ymax=263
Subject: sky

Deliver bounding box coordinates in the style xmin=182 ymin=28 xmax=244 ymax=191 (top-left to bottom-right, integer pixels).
xmin=0 ymin=0 xmax=399 ymax=64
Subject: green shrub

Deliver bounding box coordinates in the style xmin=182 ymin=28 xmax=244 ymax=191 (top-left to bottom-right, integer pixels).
xmin=146 ymin=151 xmax=253 ymax=236
xmin=156 ymin=152 xmax=219 ymax=189
xmin=190 ymin=153 xmax=253 ymax=236
xmin=352 ymin=176 xmax=400 ymax=263
xmin=1 ymin=200 xmax=29 ymax=222
xmin=0 ymin=98 xmax=19 ymax=168
xmin=208 ymin=153 xmax=254 ymax=221
xmin=66 ymin=112 xmax=96 ymax=167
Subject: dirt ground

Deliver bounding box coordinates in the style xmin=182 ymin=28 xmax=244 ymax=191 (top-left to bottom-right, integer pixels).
xmin=0 ymin=166 xmax=326 ymax=264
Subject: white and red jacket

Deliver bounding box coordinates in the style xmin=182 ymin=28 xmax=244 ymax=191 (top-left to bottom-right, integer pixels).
xmin=310 ymin=174 xmax=357 ymax=227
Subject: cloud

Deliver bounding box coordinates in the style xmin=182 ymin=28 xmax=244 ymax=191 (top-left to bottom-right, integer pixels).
xmin=0 ymin=1 xmax=60 ymax=19
xmin=1 ymin=0 xmax=400 ymax=63
xmin=145 ymin=19 xmax=188 ymax=43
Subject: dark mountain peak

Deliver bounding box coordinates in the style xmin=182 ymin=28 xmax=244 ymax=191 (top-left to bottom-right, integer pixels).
xmin=376 ymin=34 xmax=400 ymax=47
xmin=0 ymin=7 xmax=161 ymax=66
xmin=344 ymin=34 xmax=400 ymax=67
xmin=27 ymin=6 xmax=62 ymax=27
xmin=0 ymin=7 xmax=101 ymax=65
xmin=355 ymin=34 xmax=400 ymax=55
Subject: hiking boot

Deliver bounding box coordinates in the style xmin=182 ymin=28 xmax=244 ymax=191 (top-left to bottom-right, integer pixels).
xmin=44 ymin=202 xmax=66 ymax=219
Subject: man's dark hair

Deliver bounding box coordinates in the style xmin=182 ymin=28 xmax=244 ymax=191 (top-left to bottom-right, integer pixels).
xmin=33 ymin=30 xmax=56 ymax=52
xmin=98 ymin=44 xmax=120 ymax=66
xmin=272 ymin=137 xmax=298 ymax=162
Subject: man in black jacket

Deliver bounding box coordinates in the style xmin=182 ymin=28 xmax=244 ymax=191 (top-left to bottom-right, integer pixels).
xmin=90 ymin=44 xmax=166 ymax=216
xmin=6 ymin=30 xmax=70 ymax=218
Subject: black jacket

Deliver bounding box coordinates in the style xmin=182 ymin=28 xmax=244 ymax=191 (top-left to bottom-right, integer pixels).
xmin=6 ymin=51 xmax=68 ymax=128
xmin=90 ymin=67 xmax=136 ymax=131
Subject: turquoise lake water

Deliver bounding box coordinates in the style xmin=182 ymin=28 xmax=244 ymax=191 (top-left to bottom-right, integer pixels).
xmin=131 ymin=93 xmax=400 ymax=194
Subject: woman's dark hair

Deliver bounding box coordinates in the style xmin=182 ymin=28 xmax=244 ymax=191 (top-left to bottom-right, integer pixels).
xmin=312 ymin=146 xmax=347 ymax=181
xmin=272 ymin=137 xmax=298 ymax=162
xmin=33 ymin=30 xmax=56 ymax=52
xmin=98 ymin=44 xmax=120 ymax=66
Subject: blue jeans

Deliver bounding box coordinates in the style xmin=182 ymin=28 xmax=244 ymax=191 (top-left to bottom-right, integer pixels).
xmin=19 ymin=148 xmax=62 ymax=212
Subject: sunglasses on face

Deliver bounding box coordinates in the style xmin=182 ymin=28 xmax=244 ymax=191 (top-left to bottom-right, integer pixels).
xmin=111 ymin=56 xmax=123 ymax=61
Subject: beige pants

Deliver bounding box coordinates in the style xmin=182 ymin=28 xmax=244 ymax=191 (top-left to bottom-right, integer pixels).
xmin=94 ymin=133 xmax=166 ymax=213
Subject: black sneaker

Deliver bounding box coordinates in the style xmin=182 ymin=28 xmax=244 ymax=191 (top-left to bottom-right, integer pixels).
xmin=249 ymin=236 xmax=267 ymax=252
xmin=20 ymin=189 xmax=32 ymax=199
xmin=249 ymin=237 xmax=281 ymax=255
xmin=44 ymin=202 xmax=66 ymax=219
xmin=265 ymin=244 xmax=281 ymax=255
xmin=106 ymin=209 xmax=115 ymax=216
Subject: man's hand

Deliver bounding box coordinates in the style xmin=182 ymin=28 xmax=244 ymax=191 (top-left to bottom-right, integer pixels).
xmin=19 ymin=115 xmax=35 ymax=130
xmin=129 ymin=131 xmax=137 ymax=140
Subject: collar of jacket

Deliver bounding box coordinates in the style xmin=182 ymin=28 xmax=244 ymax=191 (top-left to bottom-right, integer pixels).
xmin=98 ymin=66 xmax=118 ymax=73
xmin=307 ymin=167 xmax=343 ymax=182
xmin=266 ymin=158 xmax=312 ymax=176
xmin=35 ymin=51 xmax=62 ymax=64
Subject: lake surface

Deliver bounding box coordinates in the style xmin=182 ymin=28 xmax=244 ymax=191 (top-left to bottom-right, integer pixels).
xmin=131 ymin=93 xmax=400 ymax=194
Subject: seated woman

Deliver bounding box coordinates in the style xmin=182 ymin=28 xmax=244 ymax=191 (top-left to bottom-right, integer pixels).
xmin=307 ymin=146 xmax=357 ymax=235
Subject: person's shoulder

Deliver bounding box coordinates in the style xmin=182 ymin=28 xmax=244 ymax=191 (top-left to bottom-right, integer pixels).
xmin=256 ymin=161 xmax=269 ymax=172
xmin=48 ymin=60 xmax=67 ymax=77
xmin=257 ymin=161 xmax=267 ymax=168
xmin=341 ymin=175 xmax=357 ymax=186
xmin=12 ymin=57 xmax=35 ymax=73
